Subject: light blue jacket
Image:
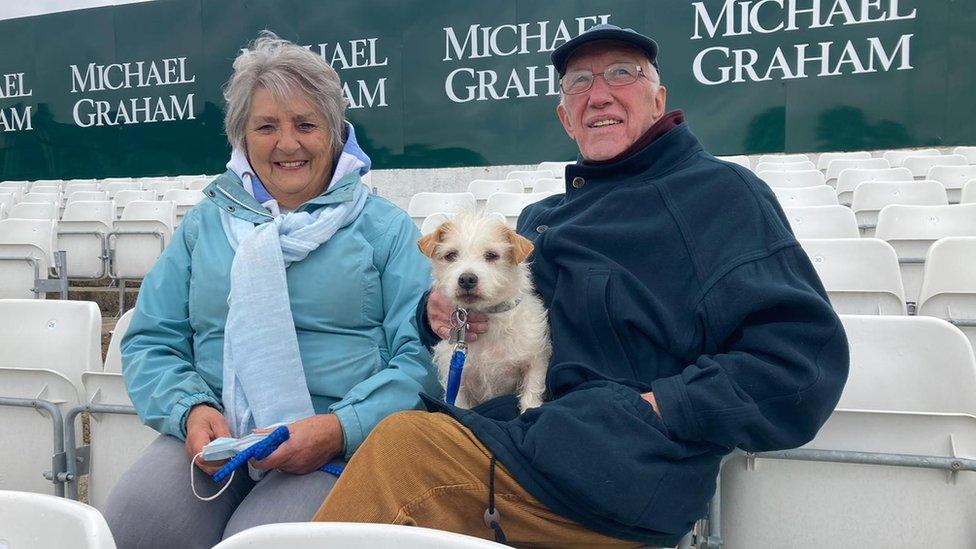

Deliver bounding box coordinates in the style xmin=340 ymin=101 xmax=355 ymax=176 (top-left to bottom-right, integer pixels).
xmin=120 ymin=170 xmax=439 ymax=458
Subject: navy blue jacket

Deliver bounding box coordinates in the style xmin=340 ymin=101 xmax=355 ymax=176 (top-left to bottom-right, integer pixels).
xmin=419 ymin=122 xmax=849 ymax=546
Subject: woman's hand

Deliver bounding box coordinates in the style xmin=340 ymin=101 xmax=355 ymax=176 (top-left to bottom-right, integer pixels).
xmin=185 ymin=404 xmax=231 ymax=475
xmin=427 ymin=287 xmax=489 ymax=342
xmin=251 ymin=414 xmax=345 ymax=475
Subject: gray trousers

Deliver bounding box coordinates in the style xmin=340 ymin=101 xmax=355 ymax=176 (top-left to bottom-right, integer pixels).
xmin=103 ymin=435 xmax=339 ymax=549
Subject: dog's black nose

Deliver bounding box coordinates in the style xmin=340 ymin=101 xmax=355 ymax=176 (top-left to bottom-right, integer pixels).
xmin=458 ymin=273 xmax=478 ymax=291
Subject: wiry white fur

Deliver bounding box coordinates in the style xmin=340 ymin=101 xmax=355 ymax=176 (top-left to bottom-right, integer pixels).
xmin=425 ymin=213 xmax=552 ymax=412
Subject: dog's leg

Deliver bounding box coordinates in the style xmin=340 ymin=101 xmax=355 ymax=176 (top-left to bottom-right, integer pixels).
xmin=517 ymin=356 xmax=549 ymax=412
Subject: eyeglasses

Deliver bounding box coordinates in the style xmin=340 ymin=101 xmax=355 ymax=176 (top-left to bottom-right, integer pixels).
xmin=560 ymin=63 xmax=646 ymax=95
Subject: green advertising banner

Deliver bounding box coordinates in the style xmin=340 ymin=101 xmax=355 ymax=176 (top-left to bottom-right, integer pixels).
xmin=1 ymin=0 xmax=973 ymax=180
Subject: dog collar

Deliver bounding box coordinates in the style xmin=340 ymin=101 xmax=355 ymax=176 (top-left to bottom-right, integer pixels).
xmin=481 ymin=298 xmax=521 ymax=314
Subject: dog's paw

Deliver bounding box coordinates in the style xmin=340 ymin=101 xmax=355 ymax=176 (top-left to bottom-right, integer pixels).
xmin=517 ymin=393 xmax=544 ymax=413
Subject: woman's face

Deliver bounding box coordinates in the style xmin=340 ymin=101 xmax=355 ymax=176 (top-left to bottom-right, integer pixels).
xmin=244 ymin=87 xmax=334 ymax=209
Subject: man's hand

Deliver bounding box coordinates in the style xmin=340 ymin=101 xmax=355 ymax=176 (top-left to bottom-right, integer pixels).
xmin=251 ymin=414 xmax=345 ymax=475
xmin=185 ymin=403 xmax=231 ymax=476
xmin=641 ymin=392 xmax=660 ymax=415
xmin=427 ymin=287 xmax=488 ymax=342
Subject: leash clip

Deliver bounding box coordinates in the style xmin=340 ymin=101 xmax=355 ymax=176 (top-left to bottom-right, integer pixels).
xmin=449 ymin=307 xmax=469 ymax=350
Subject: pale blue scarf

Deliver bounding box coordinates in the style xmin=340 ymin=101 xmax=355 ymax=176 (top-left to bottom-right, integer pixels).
xmin=219 ymin=122 xmax=371 ymax=437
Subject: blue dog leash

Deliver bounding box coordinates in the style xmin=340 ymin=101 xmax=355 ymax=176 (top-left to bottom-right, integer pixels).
xmin=445 ymin=308 xmax=469 ymax=405
xmin=211 ymin=425 xmax=346 ymax=483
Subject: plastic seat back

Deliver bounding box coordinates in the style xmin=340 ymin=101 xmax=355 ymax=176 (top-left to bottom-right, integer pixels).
xmin=505 ymin=169 xmax=555 ymax=191
xmin=851 ymin=181 xmax=948 ymax=236
xmin=536 ymin=161 xmax=574 ymax=178
xmin=758 ymin=169 xmax=825 ymax=188
xmin=466 ymin=179 xmax=523 ymax=207
xmin=113 ymin=190 xmax=156 ymax=218
xmin=783 ymin=206 xmax=859 ymax=239
xmin=771 ymin=185 xmax=838 ymax=207
xmin=0 ymin=182 xmax=26 ymax=202
xmin=835 ymin=167 xmax=913 ymax=206
xmin=103 ymin=182 xmax=143 ymax=198
xmin=964 ymin=180 xmax=976 ymax=204
xmin=214 ymin=522 xmax=507 ymax=549
xmin=485 ymin=192 xmax=558 ymax=227
xmin=952 ymin=146 xmax=976 ymax=163
xmin=23 ymin=192 xmax=60 ymax=204
xmin=825 ymin=157 xmax=890 ymax=183
xmin=9 ymin=201 xmax=57 ymax=220
xmin=754 ymin=160 xmax=816 ymax=173
xmin=0 ymin=490 xmax=116 ymax=548
xmin=63 ymin=183 xmax=99 ymax=196
xmin=757 ymin=153 xmax=810 ymax=164
xmin=407 ymin=192 xmax=476 ymax=226
xmin=917 ymin=237 xmax=976 ymax=352
xmin=927 ymin=165 xmax=976 ymax=203
xmin=903 ymin=154 xmax=967 ymax=178
xmin=716 ymin=155 xmax=751 ymax=169
xmin=529 ymin=178 xmax=565 ymax=194
xmin=160 ymin=189 xmax=204 ymax=222
xmin=816 ymin=151 xmax=872 ymax=170
xmin=800 ymin=239 xmax=906 ymax=315
xmin=0 ymin=219 xmax=56 ymax=298
xmin=112 ymin=201 xmax=175 ymax=279
xmin=67 ymin=190 xmax=109 ymax=204
xmin=59 ymin=201 xmax=115 ymax=278
xmin=883 ymin=148 xmax=941 ymax=167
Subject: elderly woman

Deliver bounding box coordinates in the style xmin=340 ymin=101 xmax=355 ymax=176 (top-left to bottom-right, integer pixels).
xmin=103 ymin=34 xmax=439 ymax=547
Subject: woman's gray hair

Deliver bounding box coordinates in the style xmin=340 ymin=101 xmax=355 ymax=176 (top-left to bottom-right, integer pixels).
xmin=223 ymin=32 xmax=347 ymax=157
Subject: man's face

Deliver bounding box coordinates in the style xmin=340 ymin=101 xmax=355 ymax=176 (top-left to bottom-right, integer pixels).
xmin=556 ymin=42 xmax=667 ymax=162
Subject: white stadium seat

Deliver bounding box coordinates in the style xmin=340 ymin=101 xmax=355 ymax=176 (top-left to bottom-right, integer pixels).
xmin=964 ymin=180 xmax=976 ymax=204
xmin=883 ymin=148 xmax=941 ymax=167
xmin=466 ymin=179 xmax=523 ymax=208
xmin=160 ymin=189 xmax=204 ymax=223
xmin=407 ymin=192 xmax=477 ymax=226
xmin=825 ymin=157 xmax=890 ymax=184
xmin=143 ymin=179 xmax=184 ymax=198
xmin=799 ymin=238 xmax=906 ymax=315
xmin=771 ymin=185 xmax=838 ymax=207
xmin=113 ymin=189 xmax=156 ymax=219
xmin=536 ymin=161 xmax=574 ymax=178
xmin=67 ymin=190 xmax=110 ymax=204
xmin=716 ymin=155 xmax=751 ymax=169
xmin=835 ymin=167 xmax=913 ymax=206
xmin=103 ymin=308 xmax=134 ymax=374
xmin=851 ymin=180 xmax=948 ymax=236
xmin=757 ymin=169 xmax=825 ymax=188
xmin=23 ymin=191 xmax=60 ymax=204
xmin=420 ymin=212 xmax=507 ymax=236
xmin=214 ymin=522 xmax=507 ymax=549
xmin=0 ymin=219 xmax=58 ymax=298
xmin=757 ymin=153 xmax=810 ymax=164
xmin=816 ymin=151 xmax=872 ymax=170
xmin=0 ymin=491 xmax=116 ymax=548
xmin=926 ymin=165 xmax=976 ymax=203
xmin=8 ymin=201 xmax=58 ymax=220
xmin=719 ymin=315 xmax=976 ymax=548
xmin=917 ymin=237 xmax=976 ymax=351
xmin=783 ymin=206 xmax=859 ymax=239
xmin=506 ymin=169 xmax=555 ymax=191
xmin=183 ymin=178 xmax=210 ymax=191
xmin=59 ymin=200 xmax=115 ymax=278
xmin=529 ymin=178 xmax=565 ymax=194
xmin=485 ymin=192 xmax=558 ymax=227
xmin=30 ymin=184 xmax=62 ymax=194
xmin=875 ymin=204 xmax=976 ymax=304
xmin=0 ymin=182 xmax=26 ymax=202
xmin=0 ymin=192 xmax=17 ymax=215
xmin=754 ymin=160 xmax=816 ymax=173
xmin=110 ymin=200 xmax=175 ymax=281
xmin=952 ymin=146 xmax=976 ymax=164
xmin=63 ymin=183 xmax=99 ymax=196
xmin=103 ymin=182 xmax=143 ymax=198
xmin=902 ymin=154 xmax=967 ymax=179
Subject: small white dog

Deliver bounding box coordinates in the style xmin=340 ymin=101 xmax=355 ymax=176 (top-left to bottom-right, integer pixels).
xmin=418 ymin=213 xmax=551 ymax=413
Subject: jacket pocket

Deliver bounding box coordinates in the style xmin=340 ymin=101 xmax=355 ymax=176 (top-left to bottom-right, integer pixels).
xmin=583 ymin=270 xmax=636 ymax=380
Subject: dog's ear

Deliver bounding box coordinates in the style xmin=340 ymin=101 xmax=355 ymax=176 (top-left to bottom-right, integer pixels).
xmin=418 ymin=222 xmax=451 ymax=258
xmin=505 ymin=228 xmax=535 ymax=264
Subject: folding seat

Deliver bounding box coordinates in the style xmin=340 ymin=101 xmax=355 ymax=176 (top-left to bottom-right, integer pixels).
xmin=76 ymin=310 xmax=158 ymax=510
xmin=834 ymin=167 xmax=913 ymax=206
xmin=825 ymin=157 xmax=890 ymax=185
xmin=59 ymin=200 xmax=115 ymax=278
xmin=0 ymin=219 xmax=66 ymax=299
xmin=757 ymin=169 xmax=825 ymax=188
xmin=782 ymin=205 xmax=859 ymax=239
xmin=215 ymin=522 xmax=507 ymax=549
xmin=66 ymin=190 xmax=109 ymax=205
xmin=110 ymin=200 xmax=175 ymax=283
xmin=717 ymin=315 xmax=976 ymax=548
xmin=160 ymin=188 xmax=204 ymax=224
xmin=903 ymin=154 xmax=968 ymax=179
xmin=113 ymin=189 xmax=156 ymax=218
xmin=484 ymin=192 xmax=558 ymax=228
xmin=0 ymin=491 xmax=115 ymax=548
xmin=63 ymin=182 xmax=99 ymax=196
xmin=952 ymin=146 xmax=976 ymax=164
xmin=102 ymin=181 xmax=143 ymax=198
xmin=875 ymin=204 xmax=976 ymax=305
xmin=530 ymin=178 xmax=565 ymax=195
xmin=407 ymin=192 xmax=477 ymax=227
xmin=536 ymin=161 xmax=575 ymax=177
xmin=815 ymin=151 xmax=871 ymax=170
xmin=754 ymin=160 xmax=816 ymax=173
xmin=183 ymin=178 xmax=210 ymax=191
xmin=757 ymin=153 xmax=810 ymax=164
xmin=917 ymin=237 xmax=976 ymax=352
xmin=143 ymin=179 xmax=184 ymax=198
xmin=851 ymin=181 xmax=947 ymax=237
xmin=23 ymin=191 xmax=60 ymax=204
xmin=505 ymin=170 xmax=555 ymax=191
xmin=29 ymin=184 xmax=61 ymax=195
xmin=716 ymin=155 xmax=751 ymax=170
xmin=799 ymin=238 xmax=906 ymax=314
xmin=771 ymin=185 xmax=838 ymax=207
xmin=0 ymin=182 xmax=27 ymax=202
xmin=8 ymin=201 xmax=58 ymax=220
xmin=466 ymin=179 xmax=523 ymax=211
xmin=964 ymin=180 xmax=976 ymax=204
xmin=926 ymin=165 xmax=976 ymax=203
xmin=882 ymin=148 xmax=941 ymax=167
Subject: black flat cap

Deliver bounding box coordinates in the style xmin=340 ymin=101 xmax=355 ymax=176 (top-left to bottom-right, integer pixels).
xmin=551 ymin=23 xmax=659 ymax=76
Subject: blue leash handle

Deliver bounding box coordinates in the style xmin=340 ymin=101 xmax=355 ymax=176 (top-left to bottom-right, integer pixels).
xmin=446 ymin=348 xmax=466 ymax=405
xmin=211 ymin=425 xmax=346 ymax=482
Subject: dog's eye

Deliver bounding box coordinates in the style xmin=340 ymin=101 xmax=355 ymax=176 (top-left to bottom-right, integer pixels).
xmin=444 ymin=251 xmax=458 ymax=262
xmin=484 ymin=251 xmax=500 ymax=262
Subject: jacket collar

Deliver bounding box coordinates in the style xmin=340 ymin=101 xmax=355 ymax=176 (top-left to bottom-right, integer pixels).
xmin=203 ymin=169 xmax=361 ymax=223
xmin=563 ymin=121 xmax=703 ymax=198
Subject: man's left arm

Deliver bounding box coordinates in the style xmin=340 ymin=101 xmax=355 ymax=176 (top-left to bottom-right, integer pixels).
xmin=649 ymin=246 xmax=850 ymax=452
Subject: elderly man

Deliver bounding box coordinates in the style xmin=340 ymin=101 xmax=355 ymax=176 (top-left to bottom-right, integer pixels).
xmin=314 ymin=24 xmax=848 ymax=547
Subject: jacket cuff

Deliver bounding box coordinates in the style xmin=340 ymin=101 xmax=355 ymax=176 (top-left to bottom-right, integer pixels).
xmin=170 ymin=392 xmax=221 ymax=440
xmin=332 ymin=403 xmax=365 ymax=459
xmin=415 ymin=289 xmax=440 ymax=349
xmin=650 ymin=374 xmax=702 ymax=442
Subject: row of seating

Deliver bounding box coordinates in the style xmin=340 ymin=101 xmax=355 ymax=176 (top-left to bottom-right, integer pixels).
xmin=407 ymin=191 xmax=559 ymax=230
xmin=757 ymin=164 xmax=976 ymax=204
xmin=0 ymin=190 xmax=204 ymax=223
xmin=719 ymin=145 xmax=976 ymax=170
